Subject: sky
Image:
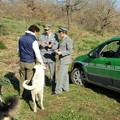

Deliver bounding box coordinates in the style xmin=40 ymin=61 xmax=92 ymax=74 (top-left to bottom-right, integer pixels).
xmin=116 ymin=0 xmax=120 ymax=9
xmin=1 ymin=0 xmax=120 ymax=9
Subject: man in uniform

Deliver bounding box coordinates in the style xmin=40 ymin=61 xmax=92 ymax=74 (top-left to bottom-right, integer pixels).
xmin=53 ymin=27 xmax=73 ymax=94
xmin=38 ymin=24 xmax=59 ymax=92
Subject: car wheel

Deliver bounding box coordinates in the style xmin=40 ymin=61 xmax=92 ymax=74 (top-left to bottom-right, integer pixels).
xmin=71 ymin=67 xmax=84 ymax=85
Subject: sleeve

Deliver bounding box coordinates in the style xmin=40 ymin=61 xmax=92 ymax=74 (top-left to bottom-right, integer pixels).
xmin=38 ymin=35 xmax=42 ymax=45
xmin=38 ymin=35 xmax=43 ymax=47
xmin=33 ymin=41 xmax=44 ymax=64
xmin=18 ymin=39 xmax=20 ymax=56
xmin=38 ymin=34 xmax=48 ymax=49
xmin=17 ymin=48 xmax=19 ymax=56
xmin=61 ymin=39 xmax=73 ymax=56
xmin=51 ymin=34 xmax=59 ymax=50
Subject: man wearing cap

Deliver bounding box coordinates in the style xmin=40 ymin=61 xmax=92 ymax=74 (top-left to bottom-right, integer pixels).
xmin=38 ymin=24 xmax=59 ymax=91
xmin=53 ymin=27 xmax=73 ymax=94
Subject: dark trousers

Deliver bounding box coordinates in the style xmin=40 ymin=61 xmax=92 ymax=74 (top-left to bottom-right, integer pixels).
xmin=19 ymin=62 xmax=35 ymax=96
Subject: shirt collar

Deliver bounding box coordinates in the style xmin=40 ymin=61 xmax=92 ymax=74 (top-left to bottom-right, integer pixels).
xmin=25 ymin=30 xmax=36 ymax=36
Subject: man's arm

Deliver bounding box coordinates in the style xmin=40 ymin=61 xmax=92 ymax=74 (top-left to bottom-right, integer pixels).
xmin=61 ymin=39 xmax=73 ymax=56
xmin=33 ymin=41 xmax=44 ymax=64
xmin=50 ymin=34 xmax=59 ymax=50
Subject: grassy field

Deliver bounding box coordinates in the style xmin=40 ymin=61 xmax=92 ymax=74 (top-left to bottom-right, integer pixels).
xmin=0 ymin=18 xmax=120 ymax=120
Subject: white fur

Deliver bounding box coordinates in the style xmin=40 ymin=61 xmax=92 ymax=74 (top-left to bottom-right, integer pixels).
xmin=22 ymin=64 xmax=46 ymax=112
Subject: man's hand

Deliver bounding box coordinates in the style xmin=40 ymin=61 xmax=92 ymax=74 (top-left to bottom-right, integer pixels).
xmin=40 ymin=42 xmax=47 ymax=47
xmin=41 ymin=64 xmax=46 ymax=70
xmin=48 ymin=42 xmax=52 ymax=48
xmin=55 ymin=49 xmax=62 ymax=55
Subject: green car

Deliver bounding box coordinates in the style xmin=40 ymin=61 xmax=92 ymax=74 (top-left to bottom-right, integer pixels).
xmin=71 ymin=36 xmax=120 ymax=92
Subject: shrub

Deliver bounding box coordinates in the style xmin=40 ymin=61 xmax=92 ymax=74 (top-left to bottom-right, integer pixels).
xmin=0 ymin=24 xmax=9 ymax=36
xmin=0 ymin=41 xmax=7 ymax=49
xmin=0 ymin=76 xmax=10 ymax=86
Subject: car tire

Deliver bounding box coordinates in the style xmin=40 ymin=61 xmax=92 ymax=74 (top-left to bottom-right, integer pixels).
xmin=71 ymin=67 xmax=83 ymax=85
xmin=71 ymin=67 xmax=88 ymax=86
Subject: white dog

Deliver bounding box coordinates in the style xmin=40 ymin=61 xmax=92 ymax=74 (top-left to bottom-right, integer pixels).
xmin=22 ymin=64 xmax=46 ymax=112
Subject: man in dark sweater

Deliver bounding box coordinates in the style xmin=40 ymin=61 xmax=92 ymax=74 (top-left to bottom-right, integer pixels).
xmin=18 ymin=25 xmax=44 ymax=97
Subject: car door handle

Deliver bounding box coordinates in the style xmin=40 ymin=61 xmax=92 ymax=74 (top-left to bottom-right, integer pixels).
xmin=106 ymin=61 xmax=111 ymax=65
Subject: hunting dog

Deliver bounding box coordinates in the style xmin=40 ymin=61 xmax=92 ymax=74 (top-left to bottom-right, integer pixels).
xmin=22 ymin=64 xmax=46 ymax=112
xmin=0 ymin=95 xmax=19 ymax=120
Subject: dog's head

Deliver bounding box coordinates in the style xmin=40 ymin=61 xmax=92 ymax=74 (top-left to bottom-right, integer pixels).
xmin=0 ymin=95 xmax=19 ymax=120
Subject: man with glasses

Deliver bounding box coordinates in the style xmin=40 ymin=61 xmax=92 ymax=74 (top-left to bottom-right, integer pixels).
xmin=38 ymin=24 xmax=59 ymax=92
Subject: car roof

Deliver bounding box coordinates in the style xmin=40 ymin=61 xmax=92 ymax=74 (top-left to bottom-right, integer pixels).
xmin=88 ymin=36 xmax=120 ymax=54
xmin=101 ymin=36 xmax=120 ymax=45
xmin=109 ymin=36 xmax=120 ymax=41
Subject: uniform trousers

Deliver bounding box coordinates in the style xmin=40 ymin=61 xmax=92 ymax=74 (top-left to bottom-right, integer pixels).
xmin=55 ymin=64 xmax=69 ymax=94
xmin=45 ymin=62 xmax=56 ymax=89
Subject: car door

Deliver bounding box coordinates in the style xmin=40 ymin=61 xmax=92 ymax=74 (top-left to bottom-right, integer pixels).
xmin=84 ymin=40 xmax=120 ymax=86
xmin=108 ymin=58 xmax=120 ymax=89
xmin=109 ymin=45 xmax=120 ymax=89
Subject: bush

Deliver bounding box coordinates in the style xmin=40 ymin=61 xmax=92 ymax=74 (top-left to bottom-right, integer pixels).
xmin=0 ymin=76 xmax=10 ymax=86
xmin=0 ymin=24 xmax=9 ymax=36
xmin=0 ymin=41 xmax=7 ymax=49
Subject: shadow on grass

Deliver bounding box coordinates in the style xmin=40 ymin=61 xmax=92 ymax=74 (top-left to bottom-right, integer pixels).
xmin=45 ymin=75 xmax=51 ymax=86
xmin=22 ymin=91 xmax=34 ymax=112
xmin=88 ymin=84 xmax=120 ymax=103
xmin=45 ymin=75 xmax=56 ymax=93
xmin=4 ymin=72 xmax=20 ymax=94
xmin=69 ymin=72 xmax=72 ymax=84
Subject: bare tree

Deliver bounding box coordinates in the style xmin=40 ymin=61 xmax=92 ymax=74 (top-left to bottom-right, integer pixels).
xmin=1 ymin=0 xmax=120 ymax=33
xmin=86 ymin=0 xmax=118 ymax=33
xmin=56 ymin=0 xmax=89 ymax=29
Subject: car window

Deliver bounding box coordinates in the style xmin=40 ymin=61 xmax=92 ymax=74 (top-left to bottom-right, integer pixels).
xmin=100 ymin=41 xmax=120 ymax=58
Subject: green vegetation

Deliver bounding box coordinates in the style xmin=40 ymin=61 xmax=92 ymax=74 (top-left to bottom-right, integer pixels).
xmin=0 ymin=24 xmax=9 ymax=36
xmin=0 ymin=41 xmax=7 ymax=49
xmin=0 ymin=17 xmax=120 ymax=120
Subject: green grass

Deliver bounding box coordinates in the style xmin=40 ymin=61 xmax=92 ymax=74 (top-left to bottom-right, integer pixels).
xmin=0 ymin=17 xmax=120 ymax=120
xmin=2 ymin=83 xmax=120 ymax=120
